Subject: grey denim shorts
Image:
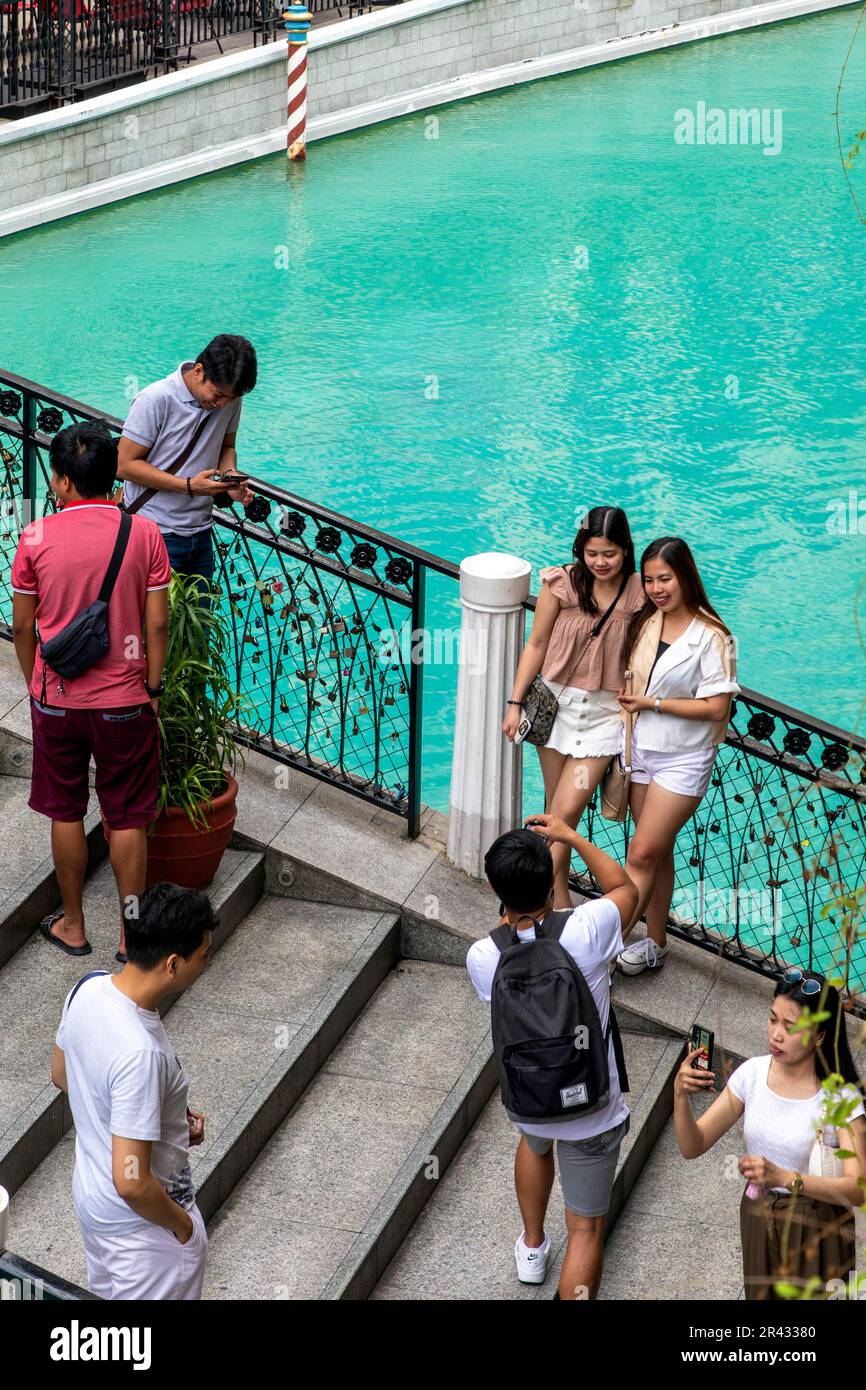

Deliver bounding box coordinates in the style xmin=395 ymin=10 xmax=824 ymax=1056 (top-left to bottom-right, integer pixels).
xmin=518 ymin=1115 xmax=631 ymax=1217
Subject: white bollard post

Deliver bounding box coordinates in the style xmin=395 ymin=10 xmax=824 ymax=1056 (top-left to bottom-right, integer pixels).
xmin=447 ymin=552 xmax=532 ymax=879
xmin=0 ymin=1185 xmax=8 ymax=1254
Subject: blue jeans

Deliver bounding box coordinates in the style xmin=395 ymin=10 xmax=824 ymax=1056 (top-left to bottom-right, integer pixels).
xmin=162 ymin=528 xmax=214 ymax=585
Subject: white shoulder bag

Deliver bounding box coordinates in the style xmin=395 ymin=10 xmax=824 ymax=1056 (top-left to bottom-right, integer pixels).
xmin=808 ymin=1123 xmax=845 ymax=1179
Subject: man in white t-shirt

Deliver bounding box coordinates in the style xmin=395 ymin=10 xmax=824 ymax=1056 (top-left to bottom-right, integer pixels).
xmin=51 ymin=882 xmax=215 ymax=1300
xmin=467 ymin=817 xmax=638 ymax=1301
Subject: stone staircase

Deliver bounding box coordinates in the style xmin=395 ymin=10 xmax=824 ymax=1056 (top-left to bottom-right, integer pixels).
xmin=0 ymin=779 xmax=495 ymax=1299
xmin=372 ymin=1015 xmax=691 ymax=1300
xmin=203 ymin=958 xmax=490 ymax=1299
xmin=2 ymin=598 xmax=865 ymax=1303
xmin=0 ymin=768 xmax=725 ymax=1303
xmin=1 ymin=697 xmax=862 ymax=1300
xmin=7 ymin=753 xmax=866 ymax=1302
xmin=0 ymin=760 xmax=703 ymax=1301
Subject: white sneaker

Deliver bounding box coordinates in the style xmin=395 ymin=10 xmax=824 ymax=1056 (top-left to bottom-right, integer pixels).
xmin=515 ymin=1231 xmax=551 ymax=1284
xmin=617 ymin=937 xmax=670 ymax=976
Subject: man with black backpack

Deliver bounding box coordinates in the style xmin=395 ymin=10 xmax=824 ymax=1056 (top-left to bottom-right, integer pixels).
xmin=467 ymin=815 xmax=638 ymax=1301
xmin=11 ymin=421 xmax=170 ymax=962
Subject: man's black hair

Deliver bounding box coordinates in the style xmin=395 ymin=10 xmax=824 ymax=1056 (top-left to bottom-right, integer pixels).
xmin=50 ymin=420 xmax=117 ymax=499
xmin=196 ymin=335 xmax=257 ymax=396
xmin=125 ymin=882 xmax=216 ymax=970
xmin=484 ymin=828 xmax=553 ymax=914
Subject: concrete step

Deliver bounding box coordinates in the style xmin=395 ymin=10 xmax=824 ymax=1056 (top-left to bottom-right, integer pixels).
xmin=0 ymin=775 xmax=107 ymax=971
xmin=598 ymin=1102 xmax=745 ymax=1301
xmin=0 ymin=774 xmax=51 ymax=922
xmin=371 ymin=1013 xmax=684 ymax=1301
xmin=4 ymin=896 xmax=400 ymax=1288
xmin=201 ymin=959 xmax=493 ymax=1300
xmin=0 ymin=847 xmax=264 ymax=1196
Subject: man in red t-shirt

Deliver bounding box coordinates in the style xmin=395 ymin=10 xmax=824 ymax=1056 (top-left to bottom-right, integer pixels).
xmin=11 ymin=422 xmax=171 ymax=962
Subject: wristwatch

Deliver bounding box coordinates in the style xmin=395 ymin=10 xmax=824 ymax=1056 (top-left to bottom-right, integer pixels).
xmin=789 ymin=1172 xmax=804 ymax=1196
xmin=145 ymin=680 xmax=166 ymax=699
xmin=654 ymin=697 xmax=663 ymax=714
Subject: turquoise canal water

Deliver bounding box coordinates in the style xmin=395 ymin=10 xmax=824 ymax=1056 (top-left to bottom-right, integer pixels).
xmin=1 ymin=6 xmax=866 ymax=828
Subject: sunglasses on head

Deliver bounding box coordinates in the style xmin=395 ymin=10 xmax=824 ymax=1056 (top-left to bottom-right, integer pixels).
xmin=782 ymin=968 xmax=821 ymax=996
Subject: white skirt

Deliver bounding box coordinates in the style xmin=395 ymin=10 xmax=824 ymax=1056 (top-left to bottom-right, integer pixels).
xmin=541 ymin=685 xmax=623 ymax=758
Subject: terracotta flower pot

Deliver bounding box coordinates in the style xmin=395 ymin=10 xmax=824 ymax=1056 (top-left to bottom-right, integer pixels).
xmin=102 ymin=774 xmax=238 ymax=890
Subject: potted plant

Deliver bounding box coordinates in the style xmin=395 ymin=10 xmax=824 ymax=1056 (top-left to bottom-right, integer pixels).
xmin=105 ymin=572 xmax=243 ymax=888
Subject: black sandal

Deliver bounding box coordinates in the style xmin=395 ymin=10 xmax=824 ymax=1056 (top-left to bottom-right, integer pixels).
xmin=39 ymin=911 xmax=92 ymax=957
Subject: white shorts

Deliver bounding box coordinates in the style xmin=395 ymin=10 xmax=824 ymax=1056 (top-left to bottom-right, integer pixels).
xmin=627 ymin=741 xmax=718 ymax=799
xmin=79 ymin=1202 xmax=208 ymax=1300
xmin=542 ymin=685 xmax=623 ymax=758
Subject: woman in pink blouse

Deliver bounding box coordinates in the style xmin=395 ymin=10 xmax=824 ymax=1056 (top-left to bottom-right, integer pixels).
xmin=503 ymin=507 xmax=645 ymax=908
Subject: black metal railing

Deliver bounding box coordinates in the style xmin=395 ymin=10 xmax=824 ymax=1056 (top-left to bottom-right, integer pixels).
xmin=1 ymin=0 xmax=282 ymax=116
xmin=569 ymin=677 xmax=866 ymax=994
xmin=207 ymin=482 xmax=460 ymax=836
xmin=0 ymin=1249 xmax=99 ymax=1299
xmin=1 ymin=368 xmax=864 ymax=995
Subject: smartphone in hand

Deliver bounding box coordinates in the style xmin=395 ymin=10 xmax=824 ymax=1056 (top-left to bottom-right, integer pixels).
xmin=211 ymin=472 xmax=249 ymax=486
xmin=690 ymin=1023 xmax=715 ymax=1075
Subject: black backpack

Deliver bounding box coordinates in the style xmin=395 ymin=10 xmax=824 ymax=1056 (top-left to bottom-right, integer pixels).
xmin=490 ymin=909 xmax=629 ymax=1126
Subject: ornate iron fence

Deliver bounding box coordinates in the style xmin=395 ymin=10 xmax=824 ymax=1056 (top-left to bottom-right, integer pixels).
xmin=1 ymin=368 xmax=864 ymax=992
xmin=0 ymin=0 xmax=283 ymax=116
xmin=207 ymin=485 xmax=452 ymax=834
xmin=0 ymin=1249 xmax=98 ymax=1299
xmin=516 ymin=587 xmax=866 ymax=994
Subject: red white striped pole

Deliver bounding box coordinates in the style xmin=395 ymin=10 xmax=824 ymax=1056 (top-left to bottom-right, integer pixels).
xmin=283 ymin=6 xmax=312 ymax=162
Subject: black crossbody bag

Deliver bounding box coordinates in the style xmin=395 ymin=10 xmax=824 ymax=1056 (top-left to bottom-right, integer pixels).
xmin=38 ymin=510 xmax=132 ymax=702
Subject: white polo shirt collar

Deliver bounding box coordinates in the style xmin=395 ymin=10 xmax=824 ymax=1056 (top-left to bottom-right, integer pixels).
xmin=170 ymin=361 xmax=199 ymax=406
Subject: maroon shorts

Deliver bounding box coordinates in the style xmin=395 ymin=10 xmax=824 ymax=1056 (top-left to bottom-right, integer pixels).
xmin=29 ymin=698 xmax=159 ymax=830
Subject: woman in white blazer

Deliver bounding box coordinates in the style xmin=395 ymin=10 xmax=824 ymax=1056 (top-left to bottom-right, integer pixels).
xmin=614 ymin=537 xmax=740 ymax=976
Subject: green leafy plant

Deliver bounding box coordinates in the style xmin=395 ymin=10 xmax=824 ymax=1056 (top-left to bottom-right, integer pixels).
xmin=837 ymin=2 xmax=866 ymax=215
xmin=156 ymin=572 xmax=245 ymax=828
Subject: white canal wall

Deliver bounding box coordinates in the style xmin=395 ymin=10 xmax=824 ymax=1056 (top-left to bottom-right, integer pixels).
xmin=0 ymin=0 xmax=855 ymax=237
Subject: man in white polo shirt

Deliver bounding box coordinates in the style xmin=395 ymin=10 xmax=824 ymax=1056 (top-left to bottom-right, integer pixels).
xmin=117 ymin=335 xmax=258 ymax=585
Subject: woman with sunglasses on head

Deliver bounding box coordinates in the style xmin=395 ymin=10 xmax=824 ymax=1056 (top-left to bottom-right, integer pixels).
xmin=502 ymin=507 xmax=644 ymax=908
xmin=674 ymin=969 xmax=866 ymax=1299
xmin=614 ymin=537 xmax=739 ymax=975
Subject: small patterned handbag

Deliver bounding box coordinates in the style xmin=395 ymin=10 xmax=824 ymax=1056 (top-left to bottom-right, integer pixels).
xmin=517 ymin=675 xmax=561 ymax=748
